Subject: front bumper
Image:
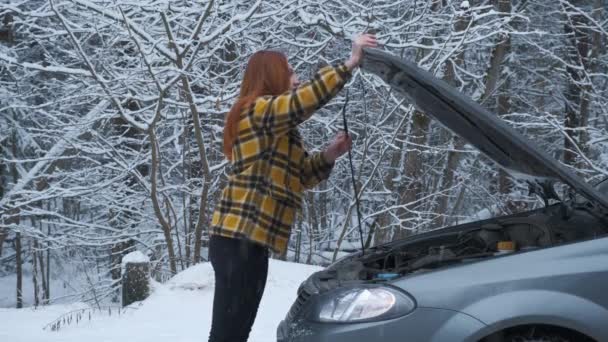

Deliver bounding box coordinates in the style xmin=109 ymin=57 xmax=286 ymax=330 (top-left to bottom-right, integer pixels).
xmin=277 ymin=307 xmax=485 ymax=342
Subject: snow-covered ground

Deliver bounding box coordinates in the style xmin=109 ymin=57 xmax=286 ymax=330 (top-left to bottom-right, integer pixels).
xmin=0 ymin=259 xmax=322 ymax=342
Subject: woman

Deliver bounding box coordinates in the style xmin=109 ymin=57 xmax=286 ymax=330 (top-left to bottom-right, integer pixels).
xmin=208 ymin=33 xmax=378 ymax=342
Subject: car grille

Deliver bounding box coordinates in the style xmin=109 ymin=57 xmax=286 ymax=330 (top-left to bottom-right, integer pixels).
xmin=287 ymin=287 xmax=312 ymax=321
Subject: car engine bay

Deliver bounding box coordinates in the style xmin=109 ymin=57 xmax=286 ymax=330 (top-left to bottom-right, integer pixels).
xmin=322 ymin=203 xmax=607 ymax=284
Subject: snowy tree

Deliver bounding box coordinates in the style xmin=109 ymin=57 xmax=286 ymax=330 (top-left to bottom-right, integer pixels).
xmin=0 ymin=0 xmax=606 ymax=307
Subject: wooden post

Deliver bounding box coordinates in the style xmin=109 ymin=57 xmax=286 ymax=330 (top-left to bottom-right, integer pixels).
xmin=121 ymin=251 xmax=150 ymax=307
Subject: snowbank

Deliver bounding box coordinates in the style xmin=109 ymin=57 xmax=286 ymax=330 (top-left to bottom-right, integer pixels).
xmin=0 ymin=259 xmax=322 ymax=342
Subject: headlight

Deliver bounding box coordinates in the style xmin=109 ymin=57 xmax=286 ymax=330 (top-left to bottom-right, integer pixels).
xmin=314 ymin=286 xmax=416 ymax=323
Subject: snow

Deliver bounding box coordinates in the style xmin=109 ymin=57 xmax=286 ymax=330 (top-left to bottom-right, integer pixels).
xmin=0 ymin=259 xmax=322 ymax=342
xmin=474 ymin=208 xmax=492 ymax=220
xmin=0 ymin=52 xmax=92 ymax=76
xmin=121 ymin=251 xmax=151 ymax=276
xmin=121 ymin=251 xmax=150 ymax=265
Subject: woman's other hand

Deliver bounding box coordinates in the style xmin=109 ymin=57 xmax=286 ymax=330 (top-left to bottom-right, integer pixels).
xmin=345 ymin=33 xmax=378 ymax=71
xmin=323 ymin=131 xmax=353 ymax=163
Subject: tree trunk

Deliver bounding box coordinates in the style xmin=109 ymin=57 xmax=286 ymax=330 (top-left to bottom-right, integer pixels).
xmin=160 ymin=15 xmax=212 ymax=265
xmin=183 ymin=142 xmax=192 ymax=265
xmin=306 ymin=212 xmax=314 ymax=264
xmin=587 ymin=0 xmax=604 ymax=142
xmin=32 ymin=240 xmax=40 ymax=307
xmin=169 ymin=202 xmax=185 ymax=271
xmin=149 ymin=127 xmax=178 ymax=274
xmin=434 ymin=37 xmax=467 ymax=224
xmin=0 ymin=120 xmax=4 ymax=257
xmin=0 ymin=13 xmax=14 ymax=44
xmin=497 ymin=75 xmax=523 ymax=213
xmin=32 ymin=191 xmax=49 ymax=304
xmin=38 ymin=242 xmax=48 ymax=304
xmin=374 ymin=101 xmax=408 ymax=246
xmin=373 ymin=3 xmax=446 ymax=244
xmin=563 ymin=0 xmax=591 ymax=167
xmin=294 ymin=218 xmax=302 ymax=263
xmin=435 ymin=137 xmax=466 ymax=226
xmin=396 ymin=109 xmax=430 ymax=239
xmin=9 ymin=122 xmax=23 ymax=308
xmin=319 ymin=183 xmax=328 ymax=251
xmin=307 ymin=192 xmax=319 ymax=259
xmin=492 ymin=0 xmax=520 ymax=213
xmin=0 ymin=230 xmax=5 ymax=257
xmin=481 ymin=0 xmax=512 ymax=102
xmin=364 ymin=217 xmax=378 ymax=249
xmin=436 ymin=0 xmax=510 ymax=224
xmin=46 ymin=225 xmax=50 ymax=303
xmin=15 ymin=232 xmax=22 ymax=308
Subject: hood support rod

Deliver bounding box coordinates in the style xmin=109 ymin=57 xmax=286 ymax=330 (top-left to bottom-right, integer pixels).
xmin=341 ymin=89 xmax=366 ymax=256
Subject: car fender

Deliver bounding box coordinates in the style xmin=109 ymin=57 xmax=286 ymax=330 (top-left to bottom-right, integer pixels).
xmin=426 ymin=309 xmax=486 ymax=342
xmin=460 ymin=289 xmax=608 ymax=341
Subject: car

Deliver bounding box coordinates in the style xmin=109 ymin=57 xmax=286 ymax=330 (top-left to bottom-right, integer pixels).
xmin=277 ymin=48 xmax=608 ymax=342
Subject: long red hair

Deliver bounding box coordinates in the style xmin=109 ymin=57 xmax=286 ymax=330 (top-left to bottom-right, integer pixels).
xmin=223 ymin=50 xmax=291 ymax=160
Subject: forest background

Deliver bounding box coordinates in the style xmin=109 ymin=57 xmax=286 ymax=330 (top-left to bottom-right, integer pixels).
xmin=0 ymin=0 xmax=606 ymax=308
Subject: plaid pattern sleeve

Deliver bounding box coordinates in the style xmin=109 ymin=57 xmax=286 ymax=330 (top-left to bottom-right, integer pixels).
xmin=250 ymin=63 xmax=352 ymax=137
xmin=301 ymin=151 xmax=334 ymax=190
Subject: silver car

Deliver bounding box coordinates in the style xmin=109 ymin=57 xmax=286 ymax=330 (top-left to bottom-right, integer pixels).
xmin=277 ymin=49 xmax=608 ymax=342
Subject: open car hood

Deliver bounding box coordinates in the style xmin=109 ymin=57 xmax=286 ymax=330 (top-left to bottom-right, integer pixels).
xmin=361 ymin=48 xmax=608 ymax=209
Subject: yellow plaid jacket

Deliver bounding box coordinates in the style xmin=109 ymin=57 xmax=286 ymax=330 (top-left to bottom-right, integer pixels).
xmin=210 ymin=63 xmax=352 ymax=255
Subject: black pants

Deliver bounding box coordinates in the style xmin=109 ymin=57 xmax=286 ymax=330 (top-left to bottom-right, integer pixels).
xmin=208 ymin=235 xmax=269 ymax=342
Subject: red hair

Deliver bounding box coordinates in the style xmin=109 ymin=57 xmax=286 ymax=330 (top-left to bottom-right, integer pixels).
xmin=223 ymin=50 xmax=291 ymax=160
